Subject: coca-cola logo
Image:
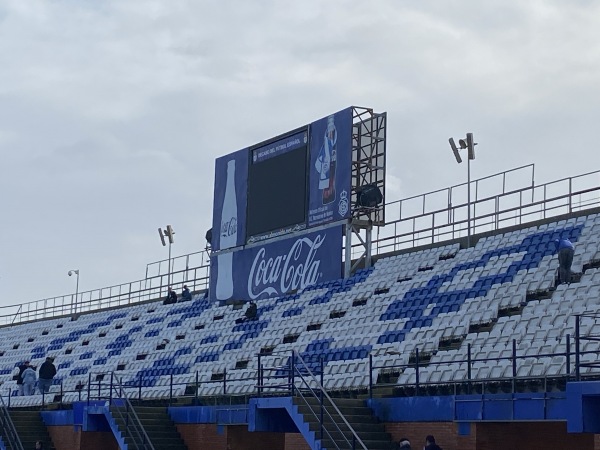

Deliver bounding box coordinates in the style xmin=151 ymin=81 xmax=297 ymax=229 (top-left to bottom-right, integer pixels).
xmin=247 ymin=235 xmax=325 ymax=299
xmin=221 ymin=217 xmax=237 ymax=237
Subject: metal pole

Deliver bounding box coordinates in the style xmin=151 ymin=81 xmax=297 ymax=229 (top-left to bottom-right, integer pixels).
xmin=168 ymin=241 xmax=172 ymax=288
xmin=415 ymin=348 xmax=420 ymax=396
xmin=566 ymin=334 xmax=571 ymax=376
xmin=467 ymin=153 xmax=471 ymax=247
xmin=467 ymin=343 xmax=472 ymax=395
xmin=320 ymin=357 xmax=324 ymax=441
xmin=344 ymin=222 xmax=352 ymax=278
xmin=575 ymin=318 xmax=581 ymax=381
xmin=257 ymin=354 xmax=262 ymax=396
xmin=369 ymin=354 xmax=373 ymax=400
xmin=75 ymin=271 xmax=80 ymax=314
xmin=195 ymin=371 xmax=199 ymax=405
xmin=290 ymin=351 xmax=295 ymax=396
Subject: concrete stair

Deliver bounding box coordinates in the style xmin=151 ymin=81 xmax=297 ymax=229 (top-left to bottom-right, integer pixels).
xmin=110 ymin=405 xmax=187 ymax=450
xmin=293 ymin=397 xmax=394 ymax=450
xmin=9 ymin=410 xmax=55 ymax=450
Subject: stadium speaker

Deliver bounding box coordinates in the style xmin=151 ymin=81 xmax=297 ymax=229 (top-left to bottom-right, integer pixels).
xmin=466 ymin=132 xmax=475 ymax=160
xmin=448 ymin=138 xmax=462 ymax=163
xmin=205 ymin=228 xmax=213 ymax=244
xmin=166 ymin=225 xmax=175 ymax=244
xmin=158 ymin=228 xmax=166 ymax=246
xmin=356 ymin=184 xmax=383 ymax=208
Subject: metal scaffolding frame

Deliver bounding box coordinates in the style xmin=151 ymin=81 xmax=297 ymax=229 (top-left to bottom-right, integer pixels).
xmin=344 ymin=106 xmax=387 ymax=277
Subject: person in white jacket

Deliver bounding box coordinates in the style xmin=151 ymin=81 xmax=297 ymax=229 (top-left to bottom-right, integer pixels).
xmin=22 ymin=365 xmax=37 ymax=396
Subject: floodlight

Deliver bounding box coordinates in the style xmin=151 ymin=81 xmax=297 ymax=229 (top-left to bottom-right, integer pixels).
xmin=356 ymin=184 xmax=383 ymax=208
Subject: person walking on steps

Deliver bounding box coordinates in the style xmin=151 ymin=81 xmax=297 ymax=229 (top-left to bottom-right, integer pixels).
xmin=555 ymin=238 xmax=575 ymax=284
xmin=38 ymin=356 xmax=57 ymax=394
xmin=22 ymin=364 xmax=37 ymax=396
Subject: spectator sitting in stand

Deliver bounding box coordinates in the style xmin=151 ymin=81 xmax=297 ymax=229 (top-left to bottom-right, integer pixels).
xmin=163 ymin=287 xmax=178 ymax=305
xmin=424 ymin=435 xmax=443 ymax=450
xmin=156 ymin=338 xmax=170 ymax=350
xmin=398 ymin=438 xmax=411 ymax=449
xmin=180 ymin=285 xmax=192 ymax=302
xmin=235 ymin=301 xmax=258 ymax=324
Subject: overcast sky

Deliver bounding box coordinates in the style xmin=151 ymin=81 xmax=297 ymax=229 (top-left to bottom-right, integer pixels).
xmin=1 ymin=0 xmax=600 ymax=310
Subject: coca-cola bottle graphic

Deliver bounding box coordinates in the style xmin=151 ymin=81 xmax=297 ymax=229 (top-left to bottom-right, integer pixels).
xmin=322 ymin=115 xmax=337 ymax=205
xmin=216 ymin=159 xmax=237 ymax=300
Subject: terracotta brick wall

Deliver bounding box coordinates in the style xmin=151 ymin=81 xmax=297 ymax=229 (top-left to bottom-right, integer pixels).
xmin=176 ymin=423 xmax=228 ymax=450
xmin=284 ymin=433 xmax=311 ymax=450
xmin=227 ymin=425 xmax=285 ymax=450
xmin=385 ymin=421 xmax=600 ymax=450
xmin=47 ymin=425 xmax=80 ymax=450
xmin=47 ymin=426 xmax=117 ymax=450
xmin=476 ymin=422 xmax=594 ymax=450
xmin=79 ymin=432 xmax=119 ymax=450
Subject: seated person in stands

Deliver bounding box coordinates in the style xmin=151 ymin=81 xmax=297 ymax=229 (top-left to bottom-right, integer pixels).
xmin=180 ymin=285 xmax=192 ymax=302
xmin=555 ymin=238 xmax=575 ymax=284
xmin=156 ymin=338 xmax=170 ymax=350
xmin=163 ymin=287 xmax=178 ymax=305
xmin=235 ymin=301 xmax=258 ymax=324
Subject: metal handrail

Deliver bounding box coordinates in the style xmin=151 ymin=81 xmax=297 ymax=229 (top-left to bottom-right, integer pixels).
xmin=291 ymin=350 xmax=367 ymax=450
xmin=0 ymin=394 xmax=25 ymax=450
xmin=0 ymin=265 xmax=209 ymax=326
xmin=3 ymin=168 xmax=599 ymax=327
xmin=106 ymin=374 xmax=156 ymax=450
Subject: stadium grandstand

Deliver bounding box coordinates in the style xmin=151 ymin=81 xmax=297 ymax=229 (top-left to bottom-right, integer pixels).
xmin=2 ymin=127 xmax=600 ymax=448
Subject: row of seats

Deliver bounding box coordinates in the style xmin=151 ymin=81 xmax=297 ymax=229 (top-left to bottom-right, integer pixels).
xmin=1 ymin=214 xmax=599 ymax=403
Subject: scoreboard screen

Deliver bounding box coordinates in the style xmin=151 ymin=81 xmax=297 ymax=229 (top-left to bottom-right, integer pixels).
xmin=246 ymin=145 xmax=308 ymax=240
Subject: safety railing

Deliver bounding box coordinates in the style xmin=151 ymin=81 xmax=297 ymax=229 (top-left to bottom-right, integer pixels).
xmin=101 ymin=374 xmax=155 ymax=450
xmin=369 ymin=169 xmax=600 ymax=256
xmin=270 ymin=350 xmax=368 ymax=450
xmin=575 ymin=312 xmax=600 ymax=381
xmin=0 ymin=394 xmax=24 ymax=450
xmin=0 ymin=264 xmax=209 ymax=326
xmin=3 ymin=169 xmax=599 ymax=327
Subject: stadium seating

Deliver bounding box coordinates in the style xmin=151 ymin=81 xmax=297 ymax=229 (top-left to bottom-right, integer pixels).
xmin=1 ymin=213 xmax=600 ymax=405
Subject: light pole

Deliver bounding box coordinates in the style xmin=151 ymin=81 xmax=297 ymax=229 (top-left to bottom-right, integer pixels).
xmin=158 ymin=225 xmax=175 ymax=288
xmin=68 ymin=269 xmax=80 ymax=314
xmin=449 ymin=133 xmax=477 ymax=247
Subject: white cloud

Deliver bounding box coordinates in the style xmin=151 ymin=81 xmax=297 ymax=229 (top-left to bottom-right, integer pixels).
xmin=1 ymin=0 xmax=600 ymax=306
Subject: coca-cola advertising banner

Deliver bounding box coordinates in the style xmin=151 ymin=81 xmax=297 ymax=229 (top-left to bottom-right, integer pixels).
xmin=211 ymin=148 xmax=249 ymax=252
xmin=308 ymin=107 xmax=353 ymax=227
xmin=210 ymin=225 xmax=343 ymax=301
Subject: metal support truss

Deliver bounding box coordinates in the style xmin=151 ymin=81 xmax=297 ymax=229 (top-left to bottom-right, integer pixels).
xmin=344 ymin=219 xmax=374 ymax=278
xmin=351 ymin=106 xmax=387 ymax=226
xmin=344 ymin=107 xmax=386 ymax=277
